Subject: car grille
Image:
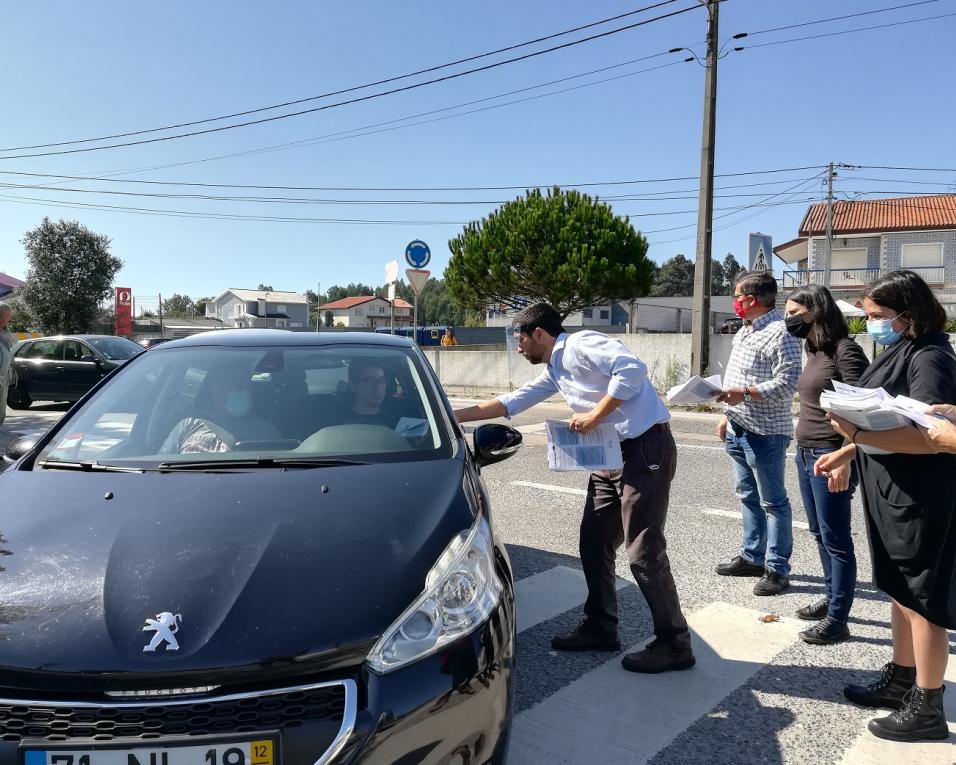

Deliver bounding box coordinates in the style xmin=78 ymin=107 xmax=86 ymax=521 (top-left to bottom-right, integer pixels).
xmin=0 ymin=682 xmax=347 ymax=742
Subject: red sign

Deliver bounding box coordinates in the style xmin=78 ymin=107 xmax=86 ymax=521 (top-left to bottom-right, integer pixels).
xmin=115 ymin=287 xmax=133 ymax=336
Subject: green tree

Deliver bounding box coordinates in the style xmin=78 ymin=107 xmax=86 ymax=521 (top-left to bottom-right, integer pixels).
xmin=257 ymin=283 xmax=274 ymax=291
xmin=711 ymin=258 xmax=727 ymax=296
xmin=324 ymin=310 xmax=333 ymax=328
xmin=19 ymin=218 xmax=123 ymax=334
xmin=162 ymin=293 xmax=197 ymax=318
xmin=651 ymin=254 xmax=695 ymax=296
xmin=194 ymin=296 xmax=211 ymax=317
xmin=722 ymin=253 xmax=745 ymax=291
xmin=446 ymin=188 xmax=654 ymax=319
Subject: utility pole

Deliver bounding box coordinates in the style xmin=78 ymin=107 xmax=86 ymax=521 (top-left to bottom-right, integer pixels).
xmin=690 ymin=0 xmax=719 ymax=377
xmin=823 ymin=162 xmax=835 ymax=288
xmin=158 ymin=292 xmax=165 ymax=337
xmin=315 ymin=282 xmax=321 ymax=332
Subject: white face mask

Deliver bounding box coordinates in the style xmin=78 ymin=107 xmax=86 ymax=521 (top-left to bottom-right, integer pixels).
xmin=224 ymin=390 xmax=252 ymax=417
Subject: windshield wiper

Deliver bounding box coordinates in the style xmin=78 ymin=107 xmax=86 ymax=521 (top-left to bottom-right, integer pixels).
xmin=156 ymin=457 xmax=369 ymax=471
xmin=35 ymin=459 xmax=145 ymax=473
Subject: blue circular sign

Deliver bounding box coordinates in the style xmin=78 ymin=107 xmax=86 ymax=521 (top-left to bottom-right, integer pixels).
xmin=405 ymin=240 xmax=431 ymax=268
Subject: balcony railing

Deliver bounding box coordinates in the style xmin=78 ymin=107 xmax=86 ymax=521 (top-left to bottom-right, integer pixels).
xmin=782 ymin=268 xmax=880 ymax=289
xmin=782 ymin=265 xmax=946 ymax=289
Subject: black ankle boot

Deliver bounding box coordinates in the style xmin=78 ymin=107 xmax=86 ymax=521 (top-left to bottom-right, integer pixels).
xmin=844 ymin=662 xmax=916 ymax=709
xmin=868 ymin=685 xmax=949 ymax=742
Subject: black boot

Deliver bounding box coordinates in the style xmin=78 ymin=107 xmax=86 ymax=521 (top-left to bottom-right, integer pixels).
xmin=551 ymin=620 xmax=620 ymax=652
xmin=867 ymin=685 xmax=949 ymax=742
xmin=621 ymin=636 xmax=695 ymax=674
xmin=844 ymin=662 xmax=916 ymax=709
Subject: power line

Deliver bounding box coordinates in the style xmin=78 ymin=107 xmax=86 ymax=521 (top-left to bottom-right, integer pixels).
xmin=740 ymin=0 xmax=939 ymax=37
xmin=850 ymin=164 xmax=956 ymax=173
xmin=0 ymin=4 xmax=702 ymax=160
xmin=0 ymin=1 xmax=687 ymax=152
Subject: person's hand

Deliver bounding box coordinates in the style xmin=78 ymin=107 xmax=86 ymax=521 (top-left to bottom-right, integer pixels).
xmin=569 ymin=412 xmax=600 ymax=435
xmin=717 ymin=387 xmax=746 ymax=406
xmin=827 ymin=412 xmax=859 ymax=443
xmin=815 ymin=445 xmax=854 ymax=477
xmin=925 ymin=419 xmax=956 ymax=454
xmin=926 ymin=404 xmax=956 ymax=424
xmin=827 ymin=462 xmax=851 ymax=493
xmin=716 ymin=415 xmax=728 ymax=441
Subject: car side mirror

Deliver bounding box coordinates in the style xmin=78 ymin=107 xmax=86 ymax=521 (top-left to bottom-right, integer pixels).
xmin=473 ymin=423 xmax=522 ymax=468
xmin=2 ymin=432 xmax=42 ymax=468
xmin=79 ymin=354 xmax=99 ymax=364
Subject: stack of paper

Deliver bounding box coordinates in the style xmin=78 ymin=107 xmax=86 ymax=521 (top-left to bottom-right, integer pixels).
xmin=666 ymin=374 xmax=723 ymax=405
xmin=820 ymin=381 xmax=943 ymax=454
xmin=545 ymin=420 xmax=623 ymax=472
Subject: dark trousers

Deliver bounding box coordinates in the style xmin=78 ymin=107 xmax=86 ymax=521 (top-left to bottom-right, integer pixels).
xmin=795 ymin=446 xmax=858 ymax=623
xmin=580 ymin=424 xmax=689 ymax=642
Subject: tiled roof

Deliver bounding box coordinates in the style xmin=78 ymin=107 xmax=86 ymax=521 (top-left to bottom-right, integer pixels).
xmin=799 ymin=195 xmax=956 ymax=236
xmin=393 ymin=298 xmax=413 ymax=309
xmin=226 ymin=288 xmax=309 ymax=303
xmin=320 ymin=296 xmax=379 ymax=310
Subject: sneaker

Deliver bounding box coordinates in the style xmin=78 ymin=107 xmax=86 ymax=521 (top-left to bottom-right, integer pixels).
xmin=845 ymin=662 xmax=917 ymax=709
xmin=796 ymin=598 xmax=829 ymax=621
xmin=753 ymin=571 xmax=790 ymax=596
xmin=551 ymin=620 xmax=621 ymax=652
xmin=868 ymin=686 xmax=949 ymax=742
xmin=621 ymin=637 xmax=696 ymax=674
xmin=799 ymin=617 xmax=850 ymax=645
xmin=715 ymin=555 xmax=765 ymax=577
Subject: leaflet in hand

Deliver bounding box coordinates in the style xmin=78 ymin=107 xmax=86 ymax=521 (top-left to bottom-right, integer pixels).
xmin=666 ymin=374 xmax=723 ymax=405
xmin=545 ymin=419 xmax=623 ymax=472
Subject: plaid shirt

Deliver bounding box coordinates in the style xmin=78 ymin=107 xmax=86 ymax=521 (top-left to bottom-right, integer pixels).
xmin=723 ymin=309 xmax=801 ymax=437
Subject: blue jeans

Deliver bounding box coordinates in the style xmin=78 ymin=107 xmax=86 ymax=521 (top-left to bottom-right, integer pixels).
xmin=724 ymin=421 xmax=793 ymax=577
xmin=795 ymin=446 xmax=858 ymax=623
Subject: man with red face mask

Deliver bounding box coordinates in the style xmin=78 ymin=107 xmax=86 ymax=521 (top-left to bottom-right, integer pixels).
xmin=714 ymin=271 xmax=802 ymax=596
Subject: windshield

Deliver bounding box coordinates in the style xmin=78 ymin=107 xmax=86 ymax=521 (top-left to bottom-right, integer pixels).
xmin=87 ymin=336 xmax=144 ymax=360
xmin=35 ymin=344 xmax=451 ymax=468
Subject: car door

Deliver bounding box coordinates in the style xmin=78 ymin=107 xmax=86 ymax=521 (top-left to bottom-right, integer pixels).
xmin=59 ymin=339 xmax=104 ymax=400
xmin=19 ymin=339 xmax=64 ymax=399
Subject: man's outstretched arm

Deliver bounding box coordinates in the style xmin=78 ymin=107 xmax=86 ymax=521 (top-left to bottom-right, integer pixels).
xmin=454 ymin=399 xmax=508 ymax=423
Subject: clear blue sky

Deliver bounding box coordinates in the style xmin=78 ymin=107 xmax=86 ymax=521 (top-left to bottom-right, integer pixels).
xmin=1 ymin=0 xmax=954 ymax=305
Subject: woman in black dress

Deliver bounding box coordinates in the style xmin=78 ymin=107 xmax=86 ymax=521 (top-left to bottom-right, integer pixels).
xmin=816 ymin=270 xmax=956 ymax=743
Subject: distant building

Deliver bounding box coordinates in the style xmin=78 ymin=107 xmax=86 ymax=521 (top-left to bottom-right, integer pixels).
xmin=319 ymin=296 xmax=413 ymax=328
xmin=0 ymin=272 xmax=23 ymax=298
xmin=206 ymin=288 xmax=310 ymax=328
xmin=485 ymin=302 xmax=614 ymax=328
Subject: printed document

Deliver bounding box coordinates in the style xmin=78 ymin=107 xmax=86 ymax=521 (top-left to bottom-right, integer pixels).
xmin=545 ymin=419 xmax=624 ymax=472
xmin=666 ymin=374 xmax=723 ymax=405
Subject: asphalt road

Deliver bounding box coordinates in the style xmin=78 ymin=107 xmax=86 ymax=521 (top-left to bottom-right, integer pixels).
xmin=2 ymin=399 xmax=953 ymax=762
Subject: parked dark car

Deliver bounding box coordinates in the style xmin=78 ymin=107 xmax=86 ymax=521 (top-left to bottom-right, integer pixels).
xmin=138 ymin=337 xmax=172 ymax=349
xmin=7 ymin=334 xmax=144 ymax=408
xmin=0 ymin=329 xmax=519 ymax=764
xmin=720 ymin=317 xmax=744 ymax=335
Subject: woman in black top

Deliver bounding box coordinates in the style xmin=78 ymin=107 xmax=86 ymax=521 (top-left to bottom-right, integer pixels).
xmin=784 ymin=285 xmax=869 ymax=645
xmin=816 ymin=270 xmax=956 ymax=742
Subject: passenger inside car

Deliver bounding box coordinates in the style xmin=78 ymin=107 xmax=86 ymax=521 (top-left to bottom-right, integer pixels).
xmin=160 ymin=359 xmax=282 ymax=453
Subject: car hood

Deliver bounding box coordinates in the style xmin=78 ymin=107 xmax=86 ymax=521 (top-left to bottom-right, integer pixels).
xmin=0 ymin=458 xmax=474 ymax=679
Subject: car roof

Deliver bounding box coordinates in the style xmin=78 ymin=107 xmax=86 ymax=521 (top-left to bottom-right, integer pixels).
xmin=23 ymin=334 xmax=135 ymax=341
xmin=158 ymin=329 xmax=415 ymax=350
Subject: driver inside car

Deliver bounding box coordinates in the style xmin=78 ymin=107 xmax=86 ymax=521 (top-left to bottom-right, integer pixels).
xmin=329 ymin=361 xmax=404 ymax=429
xmin=160 ymin=360 xmax=281 ymax=454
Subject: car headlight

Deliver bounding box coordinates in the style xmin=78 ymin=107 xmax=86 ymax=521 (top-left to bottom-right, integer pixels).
xmin=366 ymin=515 xmax=502 ymax=674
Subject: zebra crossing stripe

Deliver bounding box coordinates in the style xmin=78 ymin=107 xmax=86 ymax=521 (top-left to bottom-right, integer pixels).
xmin=509 ymin=602 xmax=804 ymax=764
xmin=515 ymin=565 xmax=630 ymax=633
xmin=839 ymin=660 xmax=956 ymax=764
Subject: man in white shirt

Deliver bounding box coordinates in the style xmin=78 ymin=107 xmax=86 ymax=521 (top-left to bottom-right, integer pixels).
xmin=455 ymin=303 xmax=693 ymax=674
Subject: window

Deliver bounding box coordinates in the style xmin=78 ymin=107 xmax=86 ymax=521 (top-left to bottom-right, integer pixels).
xmin=582 ymin=309 xmax=593 ymax=319
xmin=901 ymin=242 xmax=943 ymax=267
xmin=233 ymin=303 xmax=243 ymax=318
xmin=13 ymin=342 xmax=32 ymax=358
xmin=26 ymin=339 xmax=62 ymax=360
xmin=599 ymin=310 xmax=610 ymax=320
xmin=830 ymin=248 xmax=867 ymax=269
xmin=276 ymin=304 xmax=286 ymax=313
xmin=276 ymin=319 xmax=288 ymax=328
xmin=63 ymin=340 xmax=91 ymax=362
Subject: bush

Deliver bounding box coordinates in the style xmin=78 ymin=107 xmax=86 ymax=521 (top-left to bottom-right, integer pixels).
xmin=846 ymin=317 xmax=867 ymax=335
xmin=945 ymin=318 xmax=956 ymax=333
xmin=654 ymin=355 xmax=687 ymax=395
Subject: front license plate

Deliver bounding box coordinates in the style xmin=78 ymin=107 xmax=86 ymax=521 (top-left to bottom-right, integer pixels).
xmin=21 ymin=736 xmax=277 ymax=765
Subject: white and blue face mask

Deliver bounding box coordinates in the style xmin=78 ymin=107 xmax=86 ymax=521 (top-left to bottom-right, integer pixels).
xmin=866 ymin=315 xmax=905 ymax=346
xmin=224 ymin=390 xmax=252 ymax=417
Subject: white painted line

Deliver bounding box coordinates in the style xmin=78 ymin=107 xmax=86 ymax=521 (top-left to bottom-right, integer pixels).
xmin=510 ymin=602 xmax=804 ymax=764
xmin=840 ymin=662 xmax=956 ymax=764
xmin=515 ymin=565 xmax=631 ymax=634
xmin=512 ymin=481 xmax=588 ymax=497
xmin=703 ymin=507 xmax=810 ymax=531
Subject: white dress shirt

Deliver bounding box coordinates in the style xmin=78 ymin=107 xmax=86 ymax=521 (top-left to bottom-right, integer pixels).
xmin=497 ymin=331 xmax=669 ymax=441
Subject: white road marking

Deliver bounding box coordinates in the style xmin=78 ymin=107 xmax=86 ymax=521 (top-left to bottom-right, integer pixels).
xmin=515 ymin=565 xmax=631 ymax=633
xmin=512 ymin=481 xmax=588 ymax=497
xmin=703 ymin=507 xmax=810 ymax=531
xmin=840 ymin=661 xmax=956 ymax=764
xmin=509 ymin=602 xmax=804 ymax=764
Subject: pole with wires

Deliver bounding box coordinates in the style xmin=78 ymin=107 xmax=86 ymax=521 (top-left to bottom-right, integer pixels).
xmin=690 ymin=0 xmax=719 ymax=377
xmin=824 ymin=162 xmax=836 ymax=287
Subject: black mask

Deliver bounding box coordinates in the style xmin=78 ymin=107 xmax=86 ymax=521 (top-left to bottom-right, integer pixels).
xmin=785 ymin=314 xmax=811 ymax=339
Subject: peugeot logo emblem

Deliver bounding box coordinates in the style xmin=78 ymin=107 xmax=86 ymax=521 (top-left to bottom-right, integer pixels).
xmin=142 ymin=611 xmax=183 ymax=653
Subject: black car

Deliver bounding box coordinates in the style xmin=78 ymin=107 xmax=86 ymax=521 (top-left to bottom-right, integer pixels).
xmin=7 ymin=334 xmax=144 ymax=408
xmin=0 ymin=329 xmax=519 ymax=764
xmin=720 ymin=317 xmax=744 ymax=335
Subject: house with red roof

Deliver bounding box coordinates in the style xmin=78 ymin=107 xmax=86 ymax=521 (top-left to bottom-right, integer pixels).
xmin=0 ymin=272 xmax=24 ymax=298
xmin=774 ymin=195 xmax=956 ymax=305
xmin=319 ymin=295 xmax=412 ymax=328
